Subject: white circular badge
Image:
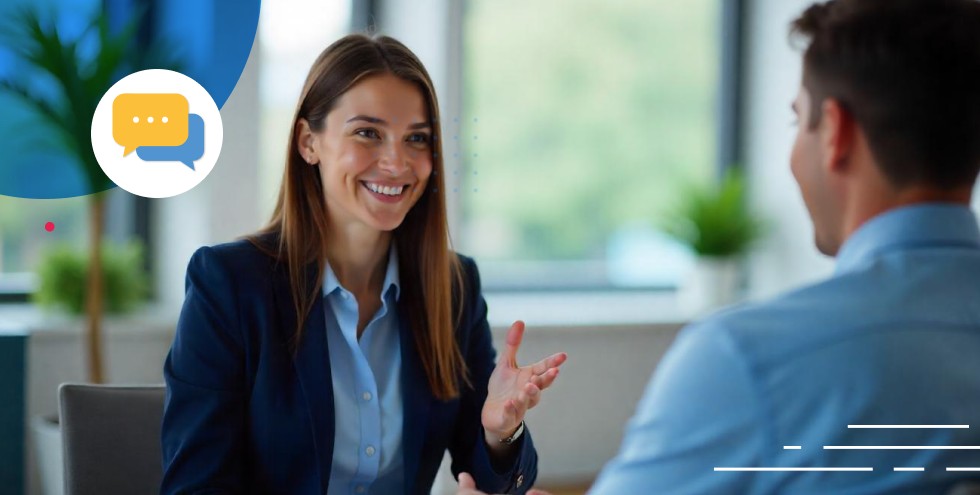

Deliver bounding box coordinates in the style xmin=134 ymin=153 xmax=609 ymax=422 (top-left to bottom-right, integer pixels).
xmin=91 ymin=69 xmax=223 ymax=198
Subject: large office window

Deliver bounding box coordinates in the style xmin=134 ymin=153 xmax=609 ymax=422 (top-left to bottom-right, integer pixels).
xmin=0 ymin=197 xmax=88 ymax=291
xmin=0 ymin=0 xmax=101 ymax=295
xmin=0 ymin=0 xmax=168 ymax=299
xmin=257 ymin=0 xmax=352 ymax=213
xmin=460 ymin=0 xmax=720 ymax=290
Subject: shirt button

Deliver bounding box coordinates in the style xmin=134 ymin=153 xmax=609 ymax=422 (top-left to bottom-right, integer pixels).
xmin=365 ymin=445 xmax=376 ymax=456
xmin=362 ymin=392 xmax=372 ymax=401
xmin=516 ymin=474 xmax=524 ymax=487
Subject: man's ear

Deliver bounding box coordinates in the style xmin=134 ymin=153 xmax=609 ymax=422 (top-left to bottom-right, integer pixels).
xmin=819 ymin=98 xmax=856 ymax=174
xmin=296 ymin=118 xmax=320 ymax=165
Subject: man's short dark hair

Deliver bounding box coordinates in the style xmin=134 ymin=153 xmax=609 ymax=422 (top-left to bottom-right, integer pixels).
xmin=791 ymin=0 xmax=980 ymax=189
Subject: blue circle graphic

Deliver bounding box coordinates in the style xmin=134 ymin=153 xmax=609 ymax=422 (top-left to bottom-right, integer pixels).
xmin=0 ymin=0 xmax=261 ymax=199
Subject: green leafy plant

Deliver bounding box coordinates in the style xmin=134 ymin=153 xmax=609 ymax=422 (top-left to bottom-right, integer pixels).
xmin=33 ymin=242 xmax=149 ymax=315
xmin=663 ymin=170 xmax=766 ymax=257
xmin=1 ymin=7 xmax=180 ymax=382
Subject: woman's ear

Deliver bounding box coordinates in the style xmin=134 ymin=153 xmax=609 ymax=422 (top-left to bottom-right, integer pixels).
xmin=296 ymin=118 xmax=320 ymax=165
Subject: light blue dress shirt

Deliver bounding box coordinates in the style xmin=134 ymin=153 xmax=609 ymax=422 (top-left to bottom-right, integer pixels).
xmin=323 ymin=247 xmax=404 ymax=495
xmin=591 ymin=204 xmax=980 ymax=495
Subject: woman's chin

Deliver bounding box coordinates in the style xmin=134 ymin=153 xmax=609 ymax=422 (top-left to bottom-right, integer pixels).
xmin=361 ymin=212 xmax=408 ymax=233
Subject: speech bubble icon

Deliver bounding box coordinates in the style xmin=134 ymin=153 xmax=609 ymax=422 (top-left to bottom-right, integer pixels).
xmin=112 ymin=93 xmax=189 ymax=156
xmin=135 ymin=113 xmax=205 ymax=170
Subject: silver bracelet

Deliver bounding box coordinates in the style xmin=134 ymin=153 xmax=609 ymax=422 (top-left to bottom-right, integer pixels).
xmin=499 ymin=421 xmax=525 ymax=445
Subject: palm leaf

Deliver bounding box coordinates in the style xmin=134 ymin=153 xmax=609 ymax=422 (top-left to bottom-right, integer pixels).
xmin=1 ymin=6 xmax=184 ymax=193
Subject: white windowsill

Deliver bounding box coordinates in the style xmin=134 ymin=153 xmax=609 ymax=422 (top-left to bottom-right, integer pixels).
xmin=1 ymin=292 xmax=692 ymax=334
xmin=484 ymin=290 xmax=691 ymax=328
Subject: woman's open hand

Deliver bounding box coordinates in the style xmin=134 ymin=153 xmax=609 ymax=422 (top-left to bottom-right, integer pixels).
xmin=481 ymin=321 xmax=567 ymax=442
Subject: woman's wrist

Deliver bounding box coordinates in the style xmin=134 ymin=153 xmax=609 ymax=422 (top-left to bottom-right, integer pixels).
xmin=484 ymin=423 xmax=520 ymax=443
xmin=484 ymin=421 xmax=526 ymax=448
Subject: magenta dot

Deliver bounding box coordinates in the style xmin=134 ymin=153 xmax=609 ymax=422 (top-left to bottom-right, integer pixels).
xmin=44 ymin=222 xmax=55 ymax=232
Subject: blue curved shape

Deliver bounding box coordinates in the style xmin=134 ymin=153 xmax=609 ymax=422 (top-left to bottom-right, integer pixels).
xmin=0 ymin=0 xmax=261 ymax=199
xmin=157 ymin=0 xmax=261 ymax=109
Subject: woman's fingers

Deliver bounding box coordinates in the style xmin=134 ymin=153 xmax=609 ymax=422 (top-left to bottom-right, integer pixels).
xmin=513 ymin=382 xmax=541 ymax=414
xmin=500 ymin=321 xmax=525 ymax=369
xmin=529 ymin=352 xmax=567 ymax=376
xmin=526 ymin=382 xmax=542 ymax=409
xmin=526 ymin=365 xmax=560 ymax=393
xmin=532 ymin=367 xmax=560 ymax=391
xmin=506 ymin=384 xmax=532 ymax=420
xmin=457 ymin=472 xmax=476 ymax=489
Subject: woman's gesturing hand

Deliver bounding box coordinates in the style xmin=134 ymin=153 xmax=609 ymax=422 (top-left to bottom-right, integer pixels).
xmin=481 ymin=321 xmax=568 ymax=442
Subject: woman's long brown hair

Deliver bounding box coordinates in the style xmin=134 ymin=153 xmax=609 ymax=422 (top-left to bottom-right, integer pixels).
xmin=247 ymin=34 xmax=467 ymax=400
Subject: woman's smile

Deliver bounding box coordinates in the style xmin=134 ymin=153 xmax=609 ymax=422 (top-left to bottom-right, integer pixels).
xmin=361 ymin=180 xmax=411 ymax=204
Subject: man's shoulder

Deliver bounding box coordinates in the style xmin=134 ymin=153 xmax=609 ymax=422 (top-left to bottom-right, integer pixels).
xmin=685 ymin=274 xmax=876 ymax=365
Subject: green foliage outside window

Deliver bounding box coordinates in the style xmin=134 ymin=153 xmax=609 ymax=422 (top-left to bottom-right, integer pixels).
xmin=462 ymin=0 xmax=719 ymax=262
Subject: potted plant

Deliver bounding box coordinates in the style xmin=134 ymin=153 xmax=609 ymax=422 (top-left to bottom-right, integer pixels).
xmin=2 ymin=9 xmax=178 ymax=494
xmin=1 ymin=7 xmax=177 ymax=384
xmin=29 ymin=241 xmax=148 ymax=495
xmin=33 ymin=241 xmax=149 ymax=316
xmin=664 ymin=170 xmax=765 ymax=314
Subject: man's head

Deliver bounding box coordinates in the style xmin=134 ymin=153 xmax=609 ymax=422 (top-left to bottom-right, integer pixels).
xmin=789 ymin=0 xmax=980 ymax=255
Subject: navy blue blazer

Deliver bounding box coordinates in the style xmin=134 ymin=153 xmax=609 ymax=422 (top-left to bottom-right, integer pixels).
xmin=161 ymin=239 xmax=537 ymax=494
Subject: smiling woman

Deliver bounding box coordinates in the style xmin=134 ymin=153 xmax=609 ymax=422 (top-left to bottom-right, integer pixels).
xmin=295 ymin=74 xmax=434 ymax=233
xmin=160 ymin=34 xmax=567 ymax=495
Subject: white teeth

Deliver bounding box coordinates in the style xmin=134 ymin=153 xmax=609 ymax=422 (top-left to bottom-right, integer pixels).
xmin=366 ymin=182 xmax=404 ymax=196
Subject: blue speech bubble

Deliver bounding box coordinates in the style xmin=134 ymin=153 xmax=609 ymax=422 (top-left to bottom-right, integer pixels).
xmin=135 ymin=113 xmax=205 ymax=170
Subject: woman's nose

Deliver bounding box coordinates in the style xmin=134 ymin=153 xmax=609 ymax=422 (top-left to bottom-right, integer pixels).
xmin=377 ymin=143 xmax=409 ymax=175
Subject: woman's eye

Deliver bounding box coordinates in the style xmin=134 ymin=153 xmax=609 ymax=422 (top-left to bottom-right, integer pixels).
xmin=356 ymin=129 xmax=380 ymax=139
xmin=407 ymin=133 xmax=430 ymax=145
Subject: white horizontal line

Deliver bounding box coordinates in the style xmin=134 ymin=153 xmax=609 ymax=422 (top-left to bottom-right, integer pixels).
xmin=894 ymin=467 xmax=925 ymax=472
xmin=947 ymin=468 xmax=980 ymax=472
xmin=714 ymin=467 xmax=872 ymax=472
xmin=783 ymin=446 xmax=802 ymax=450
xmin=848 ymin=425 xmax=969 ymax=429
xmin=825 ymin=446 xmax=980 ymax=450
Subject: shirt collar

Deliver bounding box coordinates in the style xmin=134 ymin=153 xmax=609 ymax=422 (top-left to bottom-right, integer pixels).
xmin=834 ymin=203 xmax=980 ymax=275
xmin=322 ymin=245 xmax=401 ymax=301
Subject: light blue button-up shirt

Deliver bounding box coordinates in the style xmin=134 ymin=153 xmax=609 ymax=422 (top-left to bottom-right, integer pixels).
xmin=323 ymin=247 xmax=404 ymax=495
xmin=591 ymin=204 xmax=980 ymax=494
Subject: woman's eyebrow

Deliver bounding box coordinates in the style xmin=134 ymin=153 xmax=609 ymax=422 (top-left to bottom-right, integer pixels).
xmin=346 ymin=115 xmax=385 ymax=125
xmin=346 ymin=115 xmax=430 ymax=129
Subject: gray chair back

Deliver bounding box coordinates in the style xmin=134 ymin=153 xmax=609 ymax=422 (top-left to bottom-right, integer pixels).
xmin=59 ymin=384 xmax=165 ymax=495
xmin=949 ymin=482 xmax=980 ymax=495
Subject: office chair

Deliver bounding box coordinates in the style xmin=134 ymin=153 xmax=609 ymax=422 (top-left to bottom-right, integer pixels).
xmin=59 ymin=384 xmax=165 ymax=495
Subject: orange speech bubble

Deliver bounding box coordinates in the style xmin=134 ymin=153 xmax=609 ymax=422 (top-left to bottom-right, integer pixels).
xmin=112 ymin=93 xmax=189 ymax=156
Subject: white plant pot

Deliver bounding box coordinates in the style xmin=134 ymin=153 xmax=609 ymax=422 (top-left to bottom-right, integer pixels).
xmin=680 ymin=257 xmax=741 ymax=316
xmin=31 ymin=415 xmax=62 ymax=495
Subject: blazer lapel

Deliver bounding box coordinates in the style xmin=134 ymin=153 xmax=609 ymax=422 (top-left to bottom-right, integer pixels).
xmin=273 ymin=263 xmax=335 ymax=494
xmin=399 ymin=303 xmax=432 ymax=495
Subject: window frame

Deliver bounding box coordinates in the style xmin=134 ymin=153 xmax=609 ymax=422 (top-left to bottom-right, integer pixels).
xmin=0 ymin=0 xmax=156 ymax=303
xmin=453 ymin=0 xmax=746 ymax=294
